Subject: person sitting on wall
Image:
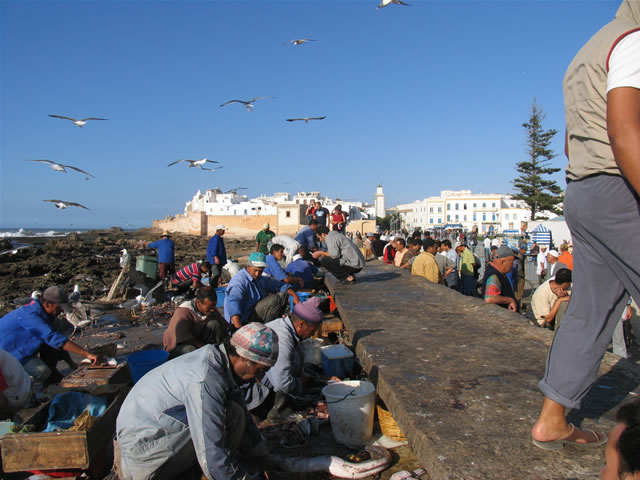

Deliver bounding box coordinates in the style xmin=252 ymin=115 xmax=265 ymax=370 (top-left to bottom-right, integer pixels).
xmin=163 ymin=286 xmax=228 ymax=358
xmin=312 ymin=226 xmax=366 ymax=284
xmin=224 ymin=253 xmax=300 ymax=331
xmin=531 ymin=268 xmax=572 ymax=330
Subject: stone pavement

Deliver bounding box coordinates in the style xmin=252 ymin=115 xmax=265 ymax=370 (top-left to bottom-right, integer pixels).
xmin=325 ymin=260 xmax=640 ymax=480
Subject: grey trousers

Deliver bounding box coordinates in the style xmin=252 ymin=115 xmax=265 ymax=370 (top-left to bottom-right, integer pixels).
xmin=248 ymin=292 xmax=288 ymax=324
xmin=539 ymin=175 xmax=640 ymax=409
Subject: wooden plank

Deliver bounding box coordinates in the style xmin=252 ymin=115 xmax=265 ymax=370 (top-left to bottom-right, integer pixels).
xmin=1 ymin=431 xmax=89 ymax=471
xmin=60 ymin=364 xmax=129 ymax=389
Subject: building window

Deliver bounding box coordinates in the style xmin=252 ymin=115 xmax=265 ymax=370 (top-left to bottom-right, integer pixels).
xmin=473 ymin=214 xmax=477 ymax=221
xmin=286 ymin=211 xmax=291 ymax=218
xmin=438 ymin=218 xmax=442 ymax=224
xmin=429 ymin=207 xmax=433 ymax=213
xmin=513 ymin=214 xmax=517 ymax=220
xmin=483 ymin=213 xmax=486 ymax=221
xmin=455 ymin=203 xmax=459 ymax=210
xmin=492 ymin=214 xmax=496 ymax=221
xmin=473 ymin=203 xmax=477 ymax=208
xmin=447 ymin=215 xmax=451 ymax=221
xmin=455 ymin=215 xmax=459 ymax=221
xmin=463 ymin=203 xmax=467 ymax=210
xmin=447 ymin=203 xmax=451 ymax=210
xmin=482 ymin=202 xmax=486 ymax=208
xmin=505 ymin=214 xmax=510 ymax=220
xmin=438 ymin=207 xmax=442 ymax=213
xmin=492 ymin=202 xmax=496 ymax=208
xmin=429 ymin=218 xmax=434 ymax=224
xmin=463 ymin=215 xmax=467 ymax=221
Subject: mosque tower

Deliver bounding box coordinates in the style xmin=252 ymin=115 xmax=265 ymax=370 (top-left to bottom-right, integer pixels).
xmin=375 ymin=184 xmax=386 ymax=218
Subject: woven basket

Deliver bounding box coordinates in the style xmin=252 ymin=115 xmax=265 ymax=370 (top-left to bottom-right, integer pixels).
xmin=376 ymin=405 xmax=406 ymax=442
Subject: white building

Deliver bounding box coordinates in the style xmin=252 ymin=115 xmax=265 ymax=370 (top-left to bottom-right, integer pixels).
xmin=395 ymin=190 xmax=534 ymax=234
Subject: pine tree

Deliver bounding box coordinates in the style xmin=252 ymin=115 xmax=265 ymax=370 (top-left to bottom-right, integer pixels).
xmin=512 ymin=100 xmax=564 ymax=220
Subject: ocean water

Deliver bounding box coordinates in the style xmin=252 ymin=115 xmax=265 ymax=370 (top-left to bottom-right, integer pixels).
xmin=0 ymin=227 xmax=87 ymax=238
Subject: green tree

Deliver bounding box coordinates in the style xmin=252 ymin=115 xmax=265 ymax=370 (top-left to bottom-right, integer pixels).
xmin=512 ymin=100 xmax=564 ymax=220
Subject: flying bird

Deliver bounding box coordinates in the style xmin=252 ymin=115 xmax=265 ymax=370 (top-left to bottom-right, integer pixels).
xmin=377 ymin=0 xmax=410 ymax=9
xmin=44 ymin=199 xmax=89 ymax=210
xmin=286 ymin=116 xmax=327 ymax=123
xmin=283 ymin=38 xmax=316 ymax=46
xmin=220 ymin=97 xmax=273 ymax=112
xmin=27 ymin=160 xmax=95 ymax=178
xmin=199 ymin=166 xmax=224 ymax=172
xmin=48 ymin=115 xmax=108 ymax=128
xmin=167 ymin=158 xmax=219 ymax=168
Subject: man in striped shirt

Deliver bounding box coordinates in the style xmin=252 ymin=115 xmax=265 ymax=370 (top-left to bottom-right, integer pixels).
xmin=171 ymin=261 xmax=211 ymax=295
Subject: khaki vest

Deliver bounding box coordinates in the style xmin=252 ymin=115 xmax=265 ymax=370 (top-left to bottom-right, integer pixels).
xmin=564 ymin=2 xmax=640 ymax=181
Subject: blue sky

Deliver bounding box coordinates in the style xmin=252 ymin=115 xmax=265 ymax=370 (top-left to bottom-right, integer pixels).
xmin=0 ymin=0 xmax=620 ymax=228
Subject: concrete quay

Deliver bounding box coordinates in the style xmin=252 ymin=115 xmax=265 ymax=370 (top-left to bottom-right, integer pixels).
xmin=325 ymin=261 xmax=640 ymax=480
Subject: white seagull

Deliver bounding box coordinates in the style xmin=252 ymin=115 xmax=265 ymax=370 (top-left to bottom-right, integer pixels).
xmin=48 ymin=114 xmax=108 ymax=128
xmin=27 ymin=159 xmax=95 ymax=178
xmin=220 ymin=97 xmax=273 ymax=112
xmin=44 ymin=199 xmax=89 ymax=210
xmin=286 ymin=116 xmax=327 ymax=123
xmin=167 ymin=158 xmax=220 ymax=168
xmin=283 ymin=38 xmax=316 ymax=46
xmin=377 ymin=0 xmax=410 ymax=9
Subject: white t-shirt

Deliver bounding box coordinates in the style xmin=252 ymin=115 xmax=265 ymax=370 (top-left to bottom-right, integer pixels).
xmin=607 ymin=30 xmax=640 ymax=92
xmin=483 ymin=238 xmax=491 ymax=249
xmin=0 ymin=349 xmax=32 ymax=408
xmin=491 ymin=238 xmax=500 ymax=247
xmin=536 ymin=251 xmax=548 ymax=275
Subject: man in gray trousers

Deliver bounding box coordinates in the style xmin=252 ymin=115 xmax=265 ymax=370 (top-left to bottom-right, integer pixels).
xmin=531 ymin=0 xmax=640 ymax=450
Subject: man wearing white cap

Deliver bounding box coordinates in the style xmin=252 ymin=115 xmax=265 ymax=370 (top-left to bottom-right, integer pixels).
xmin=545 ymin=249 xmax=568 ymax=279
xmin=255 ymin=223 xmax=275 ymax=255
xmin=116 ymin=323 xmax=278 ymax=480
xmin=207 ymin=225 xmax=227 ymax=287
xmin=536 ymin=245 xmax=548 ymax=285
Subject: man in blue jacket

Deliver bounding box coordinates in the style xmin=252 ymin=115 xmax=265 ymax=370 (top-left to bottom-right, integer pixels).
xmin=0 ymin=286 xmax=99 ymax=383
xmin=147 ymin=231 xmax=176 ymax=280
xmin=207 ymin=224 xmax=227 ymax=287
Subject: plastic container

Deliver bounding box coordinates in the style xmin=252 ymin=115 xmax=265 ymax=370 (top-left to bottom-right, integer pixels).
xmin=320 ymin=344 xmax=354 ymax=378
xmin=127 ymin=350 xmax=169 ymax=384
xmin=298 ymin=337 xmax=325 ymax=366
xmin=290 ymin=291 xmax=312 ymax=312
xmin=135 ymin=255 xmax=158 ymax=280
xmin=322 ymin=380 xmax=376 ymax=445
xmin=215 ymin=287 xmax=226 ymax=308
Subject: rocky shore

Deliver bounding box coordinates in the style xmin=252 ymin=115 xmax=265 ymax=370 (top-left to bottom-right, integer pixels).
xmin=0 ymin=228 xmax=255 ymax=316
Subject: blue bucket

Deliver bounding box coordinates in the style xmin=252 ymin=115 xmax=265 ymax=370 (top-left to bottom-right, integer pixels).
xmin=216 ymin=287 xmax=226 ymax=308
xmin=127 ymin=350 xmax=169 ymax=384
xmin=290 ymin=291 xmax=312 ymax=312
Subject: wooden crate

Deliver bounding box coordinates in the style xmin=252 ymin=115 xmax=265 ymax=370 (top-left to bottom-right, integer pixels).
xmin=60 ymin=364 xmax=130 ymax=389
xmin=0 ymin=388 xmax=128 ymax=473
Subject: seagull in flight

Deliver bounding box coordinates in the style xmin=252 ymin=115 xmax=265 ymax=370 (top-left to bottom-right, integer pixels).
xmin=27 ymin=160 xmax=95 ymax=178
xmin=377 ymin=0 xmax=410 ymax=9
xmin=220 ymin=97 xmax=273 ymax=112
xmin=199 ymin=166 xmax=224 ymax=172
xmin=44 ymin=199 xmax=89 ymax=210
xmin=286 ymin=116 xmax=327 ymax=123
xmin=167 ymin=158 xmax=220 ymax=168
xmin=48 ymin=115 xmax=108 ymax=128
xmin=283 ymin=38 xmax=316 ymax=46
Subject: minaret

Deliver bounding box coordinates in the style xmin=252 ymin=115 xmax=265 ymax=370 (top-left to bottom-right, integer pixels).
xmin=375 ymin=184 xmax=385 ymax=218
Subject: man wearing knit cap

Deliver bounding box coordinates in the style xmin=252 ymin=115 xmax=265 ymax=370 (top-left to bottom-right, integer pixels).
xmin=0 ymin=286 xmax=100 ymax=383
xmin=116 ymin=323 xmax=278 ymax=480
xmin=532 ymin=0 xmax=640 ymax=450
xmin=481 ymin=245 xmax=518 ymax=312
xmin=243 ymin=297 xmax=339 ymax=419
xmin=224 ymin=252 xmax=300 ymax=330
xmin=207 ymin=224 xmax=227 ymax=287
